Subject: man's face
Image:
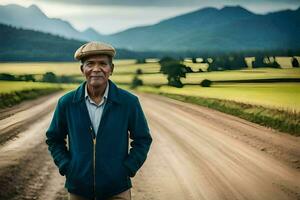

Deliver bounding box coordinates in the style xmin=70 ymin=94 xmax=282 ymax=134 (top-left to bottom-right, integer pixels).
xmin=81 ymin=54 xmax=114 ymax=88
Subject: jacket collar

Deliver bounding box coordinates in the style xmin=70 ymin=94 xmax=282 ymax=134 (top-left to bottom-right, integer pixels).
xmin=72 ymin=79 xmax=122 ymax=104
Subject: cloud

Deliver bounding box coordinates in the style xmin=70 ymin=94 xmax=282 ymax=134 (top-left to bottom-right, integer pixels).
xmin=35 ymin=0 xmax=300 ymax=7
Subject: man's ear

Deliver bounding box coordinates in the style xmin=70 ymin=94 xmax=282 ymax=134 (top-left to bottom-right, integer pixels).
xmin=110 ymin=63 xmax=114 ymax=75
xmin=80 ymin=64 xmax=83 ymax=73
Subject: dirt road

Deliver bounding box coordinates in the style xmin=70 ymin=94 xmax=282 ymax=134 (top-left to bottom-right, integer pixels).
xmin=0 ymin=91 xmax=299 ymax=200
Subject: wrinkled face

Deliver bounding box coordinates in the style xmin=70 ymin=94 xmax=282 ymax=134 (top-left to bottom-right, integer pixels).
xmin=81 ymin=54 xmax=114 ymax=88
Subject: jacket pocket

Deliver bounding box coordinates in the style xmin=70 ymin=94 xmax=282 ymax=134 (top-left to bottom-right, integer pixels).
xmin=105 ymin=157 xmax=128 ymax=184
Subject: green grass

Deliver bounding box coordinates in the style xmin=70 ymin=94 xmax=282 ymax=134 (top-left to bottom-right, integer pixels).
xmin=146 ymin=92 xmax=300 ymax=136
xmin=136 ymin=83 xmax=300 ymax=112
xmin=0 ymin=81 xmax=78 ymax=108
xmin=133 ymin=81 xmax=300 ymax=135
xmin=0 ymin=81 xmax=77 ymax=93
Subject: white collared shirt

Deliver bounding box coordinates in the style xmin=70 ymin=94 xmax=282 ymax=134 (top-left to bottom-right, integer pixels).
xmin=85 ymin=81 xmax=109 ymax=135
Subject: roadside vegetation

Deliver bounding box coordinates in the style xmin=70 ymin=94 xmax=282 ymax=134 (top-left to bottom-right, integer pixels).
xmin=0 ymin=81 xmax=77 ymax=109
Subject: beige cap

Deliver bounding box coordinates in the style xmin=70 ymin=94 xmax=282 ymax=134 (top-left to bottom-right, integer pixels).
xmin=74 ymin=41 xmax=116 ymax=61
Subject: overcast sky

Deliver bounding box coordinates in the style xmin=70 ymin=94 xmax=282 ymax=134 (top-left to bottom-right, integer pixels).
xmin=1 ymin=0 xmax=299 ymax=34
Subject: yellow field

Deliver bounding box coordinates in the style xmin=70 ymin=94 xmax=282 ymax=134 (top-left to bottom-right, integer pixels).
xmin=110 ymin=67 xmax=300 ymax=85
xmin=0 ymin=60 xmax=159 ymax=75
xmin=0 ymin=81 xmax=77 ymax=93
xmin=0 ymin=61 xmax=299 ymax=112
xmin=110 ymin=73 xmax=167 ymax=85
xmin=137 ymin=82 xmax=300 ymax=112
xmin=0 ymin=62 xmax=80 ymax=75
xmin=182 ymin=68 xmax=300 ymax=84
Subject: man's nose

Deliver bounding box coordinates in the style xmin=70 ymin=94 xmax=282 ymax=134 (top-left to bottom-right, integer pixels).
xmin=91 ymin=64 xmax=102 ymax=71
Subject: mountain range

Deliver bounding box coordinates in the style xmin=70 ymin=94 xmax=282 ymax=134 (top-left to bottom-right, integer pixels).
xmin=0 ymin=4 xmax=104 ymax=41
xmin=0 ymin=4 xmax=300 ymax=52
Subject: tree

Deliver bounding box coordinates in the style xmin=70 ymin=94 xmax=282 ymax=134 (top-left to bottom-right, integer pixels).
xmin=136 ymin=68 xmax=143 ymax=75
xmin=130 ymin=75 xmax=143 ymax=89
xmin=159 ymin=57 xmax=188 ymax=88
xmin=19 ymin=74 xmax=36 ymax=82
xmin=0 ymin=73 xmax=16 ymax=81
xmin=159 ymin=57 xmax=177 ymax=66
xmin=192 ymin=57 xmax=197 ymax=63
xmin=252 ymin=55 xmax=280 ymax=68
xmin=208 ymin=55 xmax=247 ymax=71
xmin=136 ymin=58 xmax=146 ymax=64
xmin=292 ymin=57 xmax=299 ymax=68
xmin=200 ymin=79 xmax=212 ymax=87
xmin=42 ymin=72 xmax=57 ymax=83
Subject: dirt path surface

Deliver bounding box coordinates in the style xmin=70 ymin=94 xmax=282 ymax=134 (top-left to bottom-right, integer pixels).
xmin=0 ymin=92 xmax=65 ymax=145
xmin=0 ymin=91 xmax=299 ymax=200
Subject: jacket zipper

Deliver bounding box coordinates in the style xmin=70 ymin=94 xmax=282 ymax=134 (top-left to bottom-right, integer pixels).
xmin=90 ymin=126 xmax=96 ymax=200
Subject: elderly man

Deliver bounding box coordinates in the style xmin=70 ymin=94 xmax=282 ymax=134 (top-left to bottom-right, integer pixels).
xmin=46 ymin=42 xmax=152 ymax=200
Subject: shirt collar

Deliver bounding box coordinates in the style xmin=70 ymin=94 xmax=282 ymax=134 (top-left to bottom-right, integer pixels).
xmin=85 ymin=81 xmax=109 ymax=102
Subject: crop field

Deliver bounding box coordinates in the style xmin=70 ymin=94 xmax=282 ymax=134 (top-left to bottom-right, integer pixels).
xmin=110 ymin=67 xmax=300 ymax=85
xmin=0 ymin=81 xmax=77 ymax=93
xmin=0 ymin=60 xmax=160 ymax=75
xmin=183 ymin=68 xmax=300 ymax=83
xmin=0 ymin=60 xmax=299 ymax=112
xmin=136 ymin=82 xmax=300 ymax=112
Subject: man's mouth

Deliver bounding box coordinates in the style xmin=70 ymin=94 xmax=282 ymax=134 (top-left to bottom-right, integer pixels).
xmin=90 ymin=76 xmax=104 ymax=78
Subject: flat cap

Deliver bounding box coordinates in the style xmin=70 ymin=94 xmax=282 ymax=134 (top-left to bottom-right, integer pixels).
xmin=74 ymin=41 xmax=116 ymax=61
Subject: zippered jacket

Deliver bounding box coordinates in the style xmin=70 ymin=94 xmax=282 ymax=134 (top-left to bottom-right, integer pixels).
xmin=46 ymin=80 xmax=152 ymax=200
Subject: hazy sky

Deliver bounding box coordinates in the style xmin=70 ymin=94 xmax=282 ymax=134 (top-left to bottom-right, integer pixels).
xmin=1 ymin=0 xmax=299 ymax=34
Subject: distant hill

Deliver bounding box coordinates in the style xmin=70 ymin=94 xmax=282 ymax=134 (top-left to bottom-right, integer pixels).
xmin=1 ymin=4 xmax=300 ymax=53
xmin=106 ymin=6 xmax=300 ymax=52
xmin=0 ymin=4 xmax=105 ymax=41
xmin=0 ymin=23 xmax=148 ymax=61
xmin=0 ymin=23 xmax=85 ymax=61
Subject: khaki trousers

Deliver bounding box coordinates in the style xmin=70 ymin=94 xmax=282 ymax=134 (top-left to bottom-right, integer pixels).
xmin=69 ymin=189 xmax=131 ymax=200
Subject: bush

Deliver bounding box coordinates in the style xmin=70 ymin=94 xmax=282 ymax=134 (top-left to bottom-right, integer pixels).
xmin=130 ymin=75 xmax=143 ymax=89
xmin=208 ymin=55 xmax=247 ymax=71
xmin=42 ymin=72 xmax=57 ymax=82
xmin=136 ymin=68 xmax=143 ymax=75
xmin=292 ymin=57 xmax=299 ymax=68
xmin=159 ymin=57 xmax=177 ymax=66
xmin=0 ymin=73 xmax=16 ymax=81
xmin=200 ymin=79 xmax=212 ymax=87
xmin=252 ymin=56 xmax=280 ymax=68
xmin=136 ymin=58 xmax=146 ymax=64
xmin=0 ymin=87 xmax=62 ymax=109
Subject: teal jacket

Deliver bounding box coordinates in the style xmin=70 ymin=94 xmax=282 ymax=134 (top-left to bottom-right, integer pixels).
xmin=46 ymin=80 xmax=152 ymax=200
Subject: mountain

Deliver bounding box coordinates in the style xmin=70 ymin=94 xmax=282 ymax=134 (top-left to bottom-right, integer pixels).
xmin=1 ymin=4 xmax=299 ymax=52
xmin=106 ymin=6 xmax=300 ymax=52
xmin=0 ymin=23 xmax=149 ymax=61
xmin=0 ymin=4 xmax=105 ymax=41
xmin=81 ymin=28 xmax=105 ymax=41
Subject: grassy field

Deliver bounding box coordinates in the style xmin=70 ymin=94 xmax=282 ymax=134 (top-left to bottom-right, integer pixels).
xmin=0 ymin=81 xmax=79 ymax=109
xmin=148 ymin=92 xmax=300 ymax=136
xmin=1 ymin=62 xmax=299 ymax=112
xmin=136 ymin=83 xmax=300 ymax=112
xmin=110 ymin=67 xmax=300 ymax=85
xmin=0 ymin=81 xmax=77 ymax=93
xmin=0 ymin=60 xmax=160 ymax=75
